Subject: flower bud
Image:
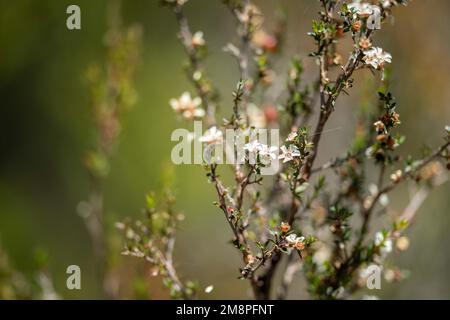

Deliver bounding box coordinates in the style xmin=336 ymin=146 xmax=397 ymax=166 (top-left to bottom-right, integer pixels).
xmin=280 ymin=222 xmax=290 ymax=233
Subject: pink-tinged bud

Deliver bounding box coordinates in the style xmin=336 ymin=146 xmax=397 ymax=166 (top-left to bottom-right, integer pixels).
xmin=280 ymin=222 xmax=290 ymax=233
xmin=264 ymin=105 xmax=278 ymax=123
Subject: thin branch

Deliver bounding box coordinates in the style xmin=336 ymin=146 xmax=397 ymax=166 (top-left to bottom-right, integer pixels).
xmin=172 ymin=3 xmax=216 ymax=126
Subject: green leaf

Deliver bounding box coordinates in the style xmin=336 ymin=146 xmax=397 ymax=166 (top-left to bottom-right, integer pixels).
xmin=295 ymin=182 xmax=309 ymax=195
xmin=146 ymin=193 xmax=156 ymax=210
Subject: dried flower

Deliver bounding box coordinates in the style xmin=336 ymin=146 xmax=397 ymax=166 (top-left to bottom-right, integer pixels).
xmin=391 ymin=112 xmax=401 ymax=125
xmin=359 ymin=37 xmax=372 ymax=50
xmin=376 ymin=134 xmax=388 ymax=142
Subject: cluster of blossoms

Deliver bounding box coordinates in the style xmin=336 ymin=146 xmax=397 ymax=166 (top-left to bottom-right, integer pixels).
xmin=345 ymin=1 xmax=395 ymax=72
xmin=348 ymin=1 xmax=380 ymax=18
xmin=348 ymin=0 xmax=406 ymax=14
xmin=279 ymin=132 xmax=301 ymax=164
xmin=118 ymin=0 xmax=450 ymax=301
xmin=366 ymin=92 xmax=403 ymax=162
xmin=285 ymin=234 xmax=306 ymax=251
xmin=243 ymin=140 xmax=278 ymax=163
xmin=240 ymin=129 xmax=314 ymax=166
xmin=279 ymin=129 xmax=313 ymax=165
xmin=170 ymin=92 xmax=205 ymax=120
xmin=279 ymin=222 xmax=306 ymax=252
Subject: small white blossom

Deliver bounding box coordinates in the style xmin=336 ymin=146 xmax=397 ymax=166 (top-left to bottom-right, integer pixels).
xmin=348 ymin=1 xmax=379 ymax=18
xmin=374 ymin=232 xmax=384 ymax=246
xmin=286 ymin=234 xmax=297 ymax=244
xmin=381 ymin=0 xmax=403 ymax=9
xmin=383 ymin=239 xmax=392 ymax=254
xmin=368 ymin=183 xmax=389 ymax=207
xmin=192 ymin=31 xmax=205 ymax=47
xmin=170 ymin=92 xmax=205 ymax=120
xmin=278 ymin=145 xmax=301 ymax=163
xmin=286 ymin=234 xmax=305 ymax=245
xmin=258 ymin=144 xmax=278 ymax=160
xmin=204 ymin=285 xmax=214 ymax=293
xmin=363 ymin=47 xmax=392 ymax=70
xmin=199 ymin=126 xmax=223 ymax=145
xmin=286 ymin=131 xmax=298 ymax=142
xmin=244 ymin=140 xmax=263 ymax=154
xmin=375 ymin=232 xmax=392 ymax=255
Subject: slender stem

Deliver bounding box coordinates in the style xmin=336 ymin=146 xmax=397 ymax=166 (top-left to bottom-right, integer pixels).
xmin=172 ymin=3 xmax=216 ymax=127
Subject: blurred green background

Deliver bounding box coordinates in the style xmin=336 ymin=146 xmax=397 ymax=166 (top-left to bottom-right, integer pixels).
xmin=0 ymin=0 xmax=449 ymax=299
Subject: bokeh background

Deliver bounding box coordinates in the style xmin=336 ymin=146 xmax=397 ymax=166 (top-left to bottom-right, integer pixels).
xmin=0 ymin=0 xmax=449 ymax=299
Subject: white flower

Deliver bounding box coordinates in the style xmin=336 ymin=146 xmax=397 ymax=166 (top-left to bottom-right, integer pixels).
xmin=258 ymin=144 xmax=278 ymax=160
xmin=348 ymin=1 xmax=379 ymax=17
xmin=286 ymin=234 xmax=305 ymax=245
xmin=170 ymin=92 xmax=205 ymax=120
xmin=286 ymin=234 xmax=297 ymax=244
xmin=204 ymin=285 xmax=214 ymax=293
xmin=363 ymin=47 xmax=392 ymax=70
xmin=368 ymin=184 xmax=389 ymax=207
xmin=199 ymin=126 xmax=223 ymax=145
xmin=244 ymin=140 xmax=263 ymax=154
xmin=375 ymin=232 xmax=392 ymax=255
xmin=278 ymin=145 xmax=301 ymax=163
xmin=374 ymin=232 xmax=384 ymax=246
xmin=382 ymin=238 xmax=392 ymax=254
xmin=192 ymin=31 xmax=205 ymax=47
xmin=286 ymin=131 xmax=298 ymax=142
xmin=381 ymin=0 xmax=401 ymax=9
